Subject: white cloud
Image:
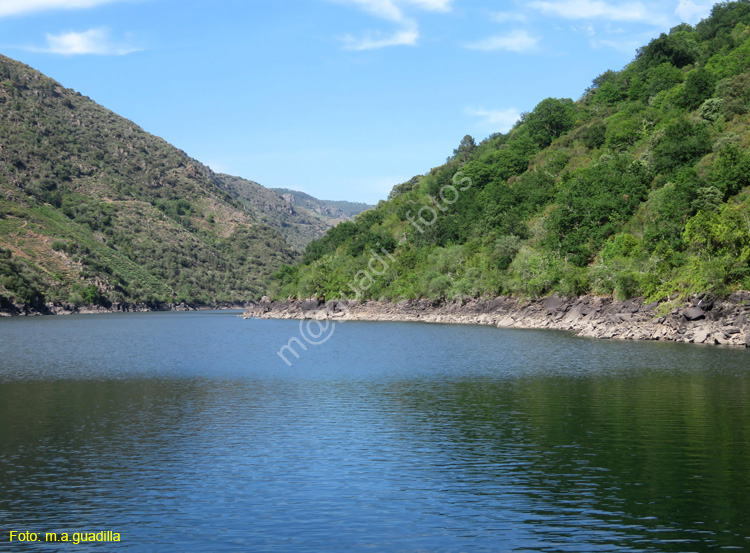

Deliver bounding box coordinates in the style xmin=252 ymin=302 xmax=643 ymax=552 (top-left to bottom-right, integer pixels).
xmin=467 ymin=108 xmax=521 ymax=132
xmin=331 ymin=0 xmax=452 ymax=20
xmin=490 ymin=11 xmax=528 ymax=23
xmin=342 ymin=21 xmax=419 ymax=50
xmin=528 ymin=0 xmax=654 ymax=22
xmin=574 ymin=24 xmax=596 ymax=36
xmin=35 ymin=27 xmax=141 ymax=55
xmin=333 ymin=0 xmax=404 ymax=21
xmin=464 ymin=30 xmax=539 ymax=53
xmin=0 ymin=0 xmax=123 ymax=17
xmin=402 ymin=0 xmax=452 ymax=12
xmin=330 ymin=0 xmax=453 ymax=50
xmin=675 ymin=0 xmax=714 ymax=24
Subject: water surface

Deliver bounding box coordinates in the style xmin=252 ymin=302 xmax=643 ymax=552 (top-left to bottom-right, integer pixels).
xmin=1 ymin=311 xmax=749 ymax=551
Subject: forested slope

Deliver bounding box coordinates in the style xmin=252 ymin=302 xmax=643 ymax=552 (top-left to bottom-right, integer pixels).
xmin=275 ymin=1 xmax=750 ymax=304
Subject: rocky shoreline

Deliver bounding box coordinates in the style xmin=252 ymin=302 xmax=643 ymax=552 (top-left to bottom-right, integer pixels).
xmin=0 ymin=301 xmax=253 ymax=317
xmin=243 ymin=293 xmax=750 ymax=348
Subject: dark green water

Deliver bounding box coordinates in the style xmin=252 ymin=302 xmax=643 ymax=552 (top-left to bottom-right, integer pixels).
xmin=0 ymin=311 xmax=749 ymax=552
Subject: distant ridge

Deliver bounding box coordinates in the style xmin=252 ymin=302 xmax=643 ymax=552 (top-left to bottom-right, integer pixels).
xmin=272 ymin=188 xmax=374 ymax=221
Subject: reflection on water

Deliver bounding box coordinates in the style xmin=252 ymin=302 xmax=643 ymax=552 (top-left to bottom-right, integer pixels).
xmin=1 ymin=312 xmax=749 ymax=551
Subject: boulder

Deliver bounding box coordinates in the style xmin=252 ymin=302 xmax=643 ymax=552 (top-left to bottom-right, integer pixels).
xmin=683 ymin=307 xmax=705 ymax=321
xmin=715 ymin=334 xmax=730 ymax=345
xmin=694 ymin=294 xmax=715 ymax=311
xmin=693 ymin=328 xmax=710 ymax=344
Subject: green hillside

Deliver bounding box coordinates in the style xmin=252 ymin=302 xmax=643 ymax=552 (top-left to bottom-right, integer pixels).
xmin=0 ymin=54 xmax=300 ymax=312
xmin=275 ymin=1 xmax=750 ymax=304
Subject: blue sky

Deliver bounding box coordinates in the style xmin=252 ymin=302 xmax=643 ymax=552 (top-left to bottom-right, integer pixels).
xmin=1 ymin=0 xmax=718 ymax=203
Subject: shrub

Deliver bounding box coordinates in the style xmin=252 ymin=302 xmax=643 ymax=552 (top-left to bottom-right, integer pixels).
xmin=652 ymin=119 xmax=712 ymax=174
xmin=699 ymin=97 xmax=725 ymax=121
xmin=678 ymin=68 xmax=717 ymax=110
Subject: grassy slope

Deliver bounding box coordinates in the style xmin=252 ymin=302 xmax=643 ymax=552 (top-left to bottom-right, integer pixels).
xmin=275 ymin=1 xmax=750 ymax=303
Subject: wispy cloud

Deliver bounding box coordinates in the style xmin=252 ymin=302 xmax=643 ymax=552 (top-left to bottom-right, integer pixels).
xmin=342 ymin=21 xmax=419 ymax=50
xmin=331 ymin=0 xmax=453 ymax=50
xmin=464 ymin=30 xmax=539 ymax=53
xmin=31 ymin=27 xmax=141 ymax=55
xmin=528 ymin=0 xmax=654 ymax=23
xmin=333 ymin=0 xmax=403 ymax=21
xmin=402 ymin=0 xmax=452 ymax=12
xmin=490 ymin=11 xmax=528 ymax=23
xmin=467 ymin=108 xmax=521 ymax=132
xmin=0 ymin=0 xmax=124 ymax=18
xmin=675 ymin=0 xmax=714 ymax=24
xmin=572 ymin=23 xmax=596 ymax=36
xmin=526 ymin=1 xmax=714 ymax=31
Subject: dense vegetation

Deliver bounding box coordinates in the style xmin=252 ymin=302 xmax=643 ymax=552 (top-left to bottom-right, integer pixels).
xmin=275 ymin=1 xmax=750 ymax=303
xmin=0 ymin=54 xmax=317 ymax=310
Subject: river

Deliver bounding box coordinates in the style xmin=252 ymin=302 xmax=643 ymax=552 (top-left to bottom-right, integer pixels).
xmin=1 ymin=311 xmax=748 ymax=551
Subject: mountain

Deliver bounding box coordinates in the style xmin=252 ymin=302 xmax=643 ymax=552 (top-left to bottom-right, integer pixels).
xmin=272 ymin=188 xmax=374 ymax=221
xmin=275 ymin=1 xmax=750 ymax=304
xmin=215 ymin=177 xmax=373 ymax=250
xmin=0 ymin=53 xmax=357 ymax=313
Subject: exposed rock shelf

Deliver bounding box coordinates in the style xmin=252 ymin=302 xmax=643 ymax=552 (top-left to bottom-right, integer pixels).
xmin=243 ymin=293 xmax=750 ymax=348
xmin=0 ymin=301 xmax=253 ymax=317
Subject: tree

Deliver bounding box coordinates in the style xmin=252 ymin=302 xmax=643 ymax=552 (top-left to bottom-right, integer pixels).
xmin=636 ymin=30 xmax=699 ymax=69
xmin=679 ymin=67 xmax=717 ymax=110
xmin=587 ymin=70 xmax=628 ymax=105
xmin=452 ymin=135 xmax=477 ymax=163
xmin=524 ymin=98 xmax=577 ymax=147
xmin=652 ymin=119 xmax=712 ymax=174
xmin=712 ymin=144 xmax=750 ymax=198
